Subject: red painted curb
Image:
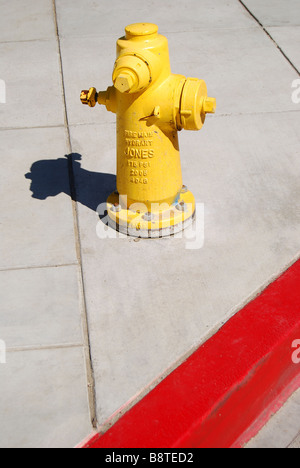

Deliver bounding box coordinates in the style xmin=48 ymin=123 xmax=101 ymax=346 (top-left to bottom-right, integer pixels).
xmin=82 ymin=260 xmax=300 ymax=448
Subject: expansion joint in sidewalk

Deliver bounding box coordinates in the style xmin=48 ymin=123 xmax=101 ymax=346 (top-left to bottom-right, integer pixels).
xmin=238 ymin=0 xmax=300 ymax=76
xmin=52 ymin=0 xmax=97 ymax=430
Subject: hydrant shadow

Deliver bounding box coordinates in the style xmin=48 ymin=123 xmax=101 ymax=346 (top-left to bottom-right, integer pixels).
xmin=25 ymin=153 xmax=116 ymax=216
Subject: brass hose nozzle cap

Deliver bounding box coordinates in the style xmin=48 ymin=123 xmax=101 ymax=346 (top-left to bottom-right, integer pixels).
xmin=80 ymin=87 xmax=97 ymax=107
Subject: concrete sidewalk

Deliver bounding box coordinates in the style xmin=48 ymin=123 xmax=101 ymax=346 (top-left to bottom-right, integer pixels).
xmin=0 ymin=0 xmax=299 ymax=448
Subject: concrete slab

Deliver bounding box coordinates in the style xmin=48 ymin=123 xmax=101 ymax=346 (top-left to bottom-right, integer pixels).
xmin=0 ymin=265 xmax=83 ymax=348
xmin=169 ymin=28 xmax=298 ymax=115
xmin=0 ymin=0 xmax=56 ymax=42
xmin=60 ymin=35 xmax=116 ymax=126
xmin=246 ymin=388 xmax=300 ymax=448
xmin=267 ymin=26 xmax=300 ymax=71
xmin=242 ymin=0 xmax=300 ymax=27
xmin=0 ymin=347 xmax=91 ymax=448
xmin=69 ymin=108 xmax=300 ymax=424
xmin=289 ymin=433 xmax=300 ymax=449
xmin=0 ymin=127 xmax=77 ymax=269
xmin=241 ymin=1 xmax=300 ymax=72
xmin=0 ymin=39 xmax=65 ymax=129
xmin=55 ymin=0 xmax=257 ymax=38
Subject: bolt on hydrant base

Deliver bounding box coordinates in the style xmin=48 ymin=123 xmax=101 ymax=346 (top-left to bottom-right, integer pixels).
xmin=107 ymin=186 xmax=196 ymax=238
xmin=81 ymin=23 xmax=216 ymax=238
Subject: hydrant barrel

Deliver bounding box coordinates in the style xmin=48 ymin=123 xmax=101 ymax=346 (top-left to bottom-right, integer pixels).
xmin=80 ymin=23 xmax=216 ymax=237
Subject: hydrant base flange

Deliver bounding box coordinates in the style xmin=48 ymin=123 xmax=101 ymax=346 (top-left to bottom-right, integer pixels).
xmin=106 ymin=189 xmax=195 ymax=238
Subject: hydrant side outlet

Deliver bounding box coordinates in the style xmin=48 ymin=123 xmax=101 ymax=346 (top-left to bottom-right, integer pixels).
xmin=80 ymin=23 xmax=216 ymax=238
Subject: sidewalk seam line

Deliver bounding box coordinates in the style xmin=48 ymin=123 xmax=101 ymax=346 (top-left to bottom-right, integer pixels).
xmin=0 ymin=263 xmax=78 ymax=273
xmin=238 ymin=0 xmax=300 ymax=76
xmin=52 ymin=0 xmax=97 ymax=429
xmin=0 ymin=125 xmax=65 ymax=131
xmin=6 ymin=343 xmax=84 ymax=353
xmin=288 ymin=431 xmax=300 ymax=448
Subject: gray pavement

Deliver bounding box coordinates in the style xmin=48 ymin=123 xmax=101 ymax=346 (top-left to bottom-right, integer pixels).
xmin=0 ymin=0 xmax=299 ymax=448
xmin=246 ymin=387 xmax=300 ymax=448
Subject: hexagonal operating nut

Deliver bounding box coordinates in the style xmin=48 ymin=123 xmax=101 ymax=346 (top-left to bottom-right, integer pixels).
xmin=114 ymin=72 xmax=136 ymax=93
xmin=203 ymin=97 xmax=216 ymax=114
xmin=80 ymin=87 xmax=97 ymax=107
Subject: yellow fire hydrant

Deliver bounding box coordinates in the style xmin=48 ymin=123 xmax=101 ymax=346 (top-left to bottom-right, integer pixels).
xmin=81 ymin=23 xmax=216 ymax=237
